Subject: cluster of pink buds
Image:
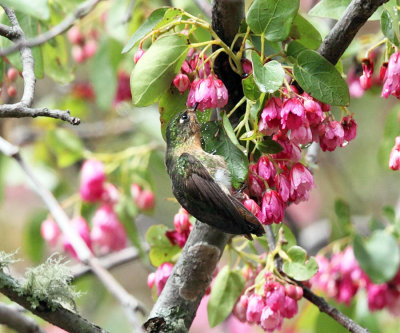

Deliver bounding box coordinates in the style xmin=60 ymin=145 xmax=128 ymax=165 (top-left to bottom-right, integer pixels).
xmin=2 ymin=67 xmax=19 ymax=97
xmin=147 ymin=262 xmax=174 ymax=296
xmin=67 ymin=26 xmax=98 ymax=63
xmin=130 ymin=183 xmax=155 ymax=211
xmin=166 ymin=207 xmax=192 ymax=248
xmin=258 ymin=89 xmax=357 ymax=152
xmin=389 ymin=136 xmax=400 ymax=171
xmin=312 ymin=247 xmax=400 ymax=314
xmin=113 ymin=71 xmax=132 ymax=106
xmin=233 ymin=271 xmax=303 ymax=332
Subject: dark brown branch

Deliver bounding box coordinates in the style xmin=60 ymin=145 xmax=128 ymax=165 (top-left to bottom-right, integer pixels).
xmin=318 ymin=0 xmax=390 ymax=64
xmin=0 ymin=272 xmax=107 ymax=333
xmin=0 ymin=302 xmax=46 ymax=333
xmin=0 ymin=0 xmax=102 ymax=57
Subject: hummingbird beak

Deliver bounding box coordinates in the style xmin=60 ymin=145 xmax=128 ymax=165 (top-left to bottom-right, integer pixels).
xmin=193 ymin=102 xmax=199 ymax=111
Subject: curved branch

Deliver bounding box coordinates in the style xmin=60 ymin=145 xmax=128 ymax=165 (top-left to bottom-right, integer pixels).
xmin=0 ymin=0 xmax=103 ymax=57
xmin=318 ymin=0 xmax=390 ymax=65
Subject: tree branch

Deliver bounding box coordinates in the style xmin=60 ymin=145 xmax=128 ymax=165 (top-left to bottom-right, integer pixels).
xmin=0 ymin=0 xmax=103 ymax=57
xmin=318 ymin=0 xmax=390 ymax=64
xmin=0 ymin=137 xmax=146 ymax=331
xmin=0 ymin=302 xmax=46 ymax=333
xmin=0 ymin=271 xmax=107 ymax=333
xmin=0 ymin=7 xmax=80 ymax=125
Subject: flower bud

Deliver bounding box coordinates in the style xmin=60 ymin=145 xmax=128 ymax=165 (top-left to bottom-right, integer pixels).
xmin=41 ymin=218 xmax=60 ymax=247
xmin=134 ymin=48 xmax=145 ymax=64
xmin=79 ymin=159 xmax=106 ymax=202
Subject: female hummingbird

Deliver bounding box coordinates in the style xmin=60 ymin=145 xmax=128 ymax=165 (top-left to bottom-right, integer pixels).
xmin=165 ymin=109 xmax=265 ymax=239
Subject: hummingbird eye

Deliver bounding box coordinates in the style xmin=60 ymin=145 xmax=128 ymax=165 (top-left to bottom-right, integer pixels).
xmin=179 ymin=113 xmax=189 ymax=124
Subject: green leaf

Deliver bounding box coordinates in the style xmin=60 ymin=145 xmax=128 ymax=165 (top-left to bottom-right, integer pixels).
xmin=246 ymin=0 xmax=300 ymax=41
xmin=46 ymin=128 xmax=84 ymax=167
xmin=293 ymin=49 xmax=350 ymax=106
xmin=145 ymin=225 xmax=181 ymax=267
xmin=222 ymin=113 xmax=243 ymax=149
xmin=122 ymin=7 xmax=170 ymax=53
xmin=131 ymin=34 xmax=189 ymax=106
xmin=115 ymin=196 xmax=146 ymax=260
xmin=290 ymin=14 xmax=322 ymax=49
xmin=257 ymin=138 xmax=283 ymax=154
xmin=382 ymin=205 xmax=396 ymax=224
xmin=90 ymin=38 xmax=122 ymax=110
xmin=381 ymin=8 xmax=400 ymax=47
xmin=242 ymin=74 xmax=261 ymax=101
xmin=23 ymin=210 xmax=46 ymax=264
xmin=331 ymin=198 xmax=351 ymax=240
xmin=353 ymin=230 xmax=400 ymax=283
xmin=43 ymin=35 xmax=74 ymax=84
xmin=286 ymin=40 xmax=307 ymax=60
xmin=159 ymin=87 xmax=188 ymax=140
xmin=282 ymin=245 xmax=318 ymax=281
xmin=251 ymin=53 xmax=285 ymax=94
xmin=207 ymin=266 xmax=245 ymax=327
xmin=154 ymin=8 xmax=185 ymax=29
xmin=281 ymin=224 xmax=297 ymax=251
xmin=0 ymin=0 xmax=49 ymax=20
xmin=309 ymin=0 xmax=390 ymax=21
xmin=201 ymin=122 xmax=249 ymax=189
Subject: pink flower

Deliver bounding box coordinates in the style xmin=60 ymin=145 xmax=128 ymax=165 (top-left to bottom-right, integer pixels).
xmin=359 ymin=73 xmax=372 ymax=90
xmin=63 ymin=217 xmax=92 ymax=259
xmin=360 ymin=58 xmax=374 ymax=90
xmin=113 ymin=71 xmax=132 ymax=106
xmin=101 ymin=183 xmax=119 ymax=205
xmin=260 ymin=306 xmax=283 ymax=332
xmin=134 ymin=48 xmax=145 ymax=64
xmin=79 ymin=159 xmax=105 ymax=202
xmin=187 ymin=75 xmax=228 ymax=110
xmin=280 ymin=98 xmax=306 ymax=130
xmin=91 ymin=204 xmax=127 ymax=254
xmin=67 ymin=26 xmax=84 ymax=44
xmin=367 ymin=283 xmax=388 ymax=311
xmin=285 ymin=285 xmax=303 ymax=301
xmin=165 ymin=230 xmax=190 ymax=248
xmin=241 ymin=58 xmax=253 ymax=74
xmin=318 ymin=120 xmax=344 ymax=152
xmin=302 ymin=93 xmax=324 ymax=126
xmin=233 ymin=294 xmax=249 ymax=322
xmin=258 ymin=97 xmax=282 ymax=135
xmin=347 ymin=68 xmax=365 ymax=98
xmin=147 ymin=272 xmax=156 ymax=288
xmin=83 ymin=39 xmax=97 ymax=58
xmin=248 ymin=164 xmax=265 ymax=198
xmin=271 ymin=135 xmax=301 ymax=163
xmin=257 ymin=156 xmax=276 ymax=187
xmin=246 ymin=294 xmax=265 ymax=324
xmin=382 ymin=52 xmax=400 ymax=98
xmin=380 ymin=62 xmax=388 ymax=82
xmin=341 ymin=116 xmax=357 ymax=143
xmin=389 ymin=136 xmax=400 ymax=170
xmin=173 ymin=208 xmax=191 ymax=233
xmin=243 ymin=199 xmax=261 ymax=216
xmin=188 ymin=53 xmax=210 ymax=78
xmin=173 ymin=73 xmax=190 ymax=94
xmin=290 ymin=123 xmax=312 ymax=145
xmin=275 ymin=171 xmax=290 ymax=202
xmin=260 ymin=190 xmax=285 ymax=225
xmin=282 ymin=296 xmax=298 ymax=319
xmin=130 ymin=184 xmax=155 ymax=210
xmin=337 ymin=276 xmax=358 ymax=305
xmin=265 ymin=282 xmax=285 ymax=312
xmin=289 ymin=163 xmax=314 ymax=204
xmin=154 ymin=262 xmax=173 ymax=295
xmin=41 ymin=218 xmax=60 ymax=247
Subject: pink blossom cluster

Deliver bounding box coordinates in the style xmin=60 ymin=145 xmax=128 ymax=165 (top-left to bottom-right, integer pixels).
xmin=41 ymin=160 xmax=155 ymax=259
xmin=147 ymin=262 xmax=174 ymax=296
xmin=233 ymin=271 xmax=303 ymax=332
xmin=312 ymin=246 xmax=400 ymax=314
xmin=166 ymin=207 xmax=192 ymax=248
xmin=67 ymin=26 xmax=98 ymax=63
xmin=168 ymin=48 xmax=228 ymax=110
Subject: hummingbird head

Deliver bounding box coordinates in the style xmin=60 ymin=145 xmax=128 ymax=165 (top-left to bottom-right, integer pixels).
xmin=166 ymin=108 xmax=201 ymax=149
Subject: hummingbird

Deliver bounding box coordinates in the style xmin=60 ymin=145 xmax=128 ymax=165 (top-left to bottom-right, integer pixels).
xmin=165 ymin=108 xmax=265 ymax=239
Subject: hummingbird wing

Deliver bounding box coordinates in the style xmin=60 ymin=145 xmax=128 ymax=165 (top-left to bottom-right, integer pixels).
xmin=174 ymin=153 xmax=265 ymax=237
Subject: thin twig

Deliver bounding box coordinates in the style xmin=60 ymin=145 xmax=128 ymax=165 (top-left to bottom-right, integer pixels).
xmin=0 ymin=302 xmax=46 ymax=333
xmin=0 ymin=0 xmax=103 ymax=57
xmin=0 ymin=7 xmax=80 ymax=125
xmin=0 ymin=137 xmax=146 ymax=331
